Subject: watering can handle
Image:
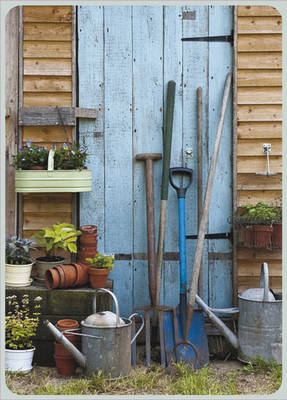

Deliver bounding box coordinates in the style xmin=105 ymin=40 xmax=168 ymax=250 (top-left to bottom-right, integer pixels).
xmin=129 ymin=313 xmax=145 ymax=345
xmin=93 ymin=288 xmax=121 ymax=327
xmin=259 ymin=262 xmax=270 ymax=302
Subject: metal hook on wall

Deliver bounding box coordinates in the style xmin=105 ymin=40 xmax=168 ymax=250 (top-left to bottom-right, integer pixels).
xmin=256 ymin=143 xmax=277 ymax=177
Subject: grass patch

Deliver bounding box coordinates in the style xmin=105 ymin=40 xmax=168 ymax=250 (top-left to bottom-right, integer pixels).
xmin=168 ymin=362 xmax=238 ymax=395
xmin=243 ymin=356 xmax=282 ymax=392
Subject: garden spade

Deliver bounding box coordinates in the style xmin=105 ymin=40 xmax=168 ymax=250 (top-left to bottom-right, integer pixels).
xmin=162 ymin=168 xmax=209 ymax=368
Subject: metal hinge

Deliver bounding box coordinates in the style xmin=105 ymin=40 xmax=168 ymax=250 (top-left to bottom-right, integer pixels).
xmin=186 ymin=232 xmax=233 ymax=240
xmin=182 ymin=30 xmax=233 ymax=45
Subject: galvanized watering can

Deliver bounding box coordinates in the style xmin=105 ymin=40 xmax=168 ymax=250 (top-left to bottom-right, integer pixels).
xmin=196 ymin=262 xmax=282 ymax=363
xmin=45 ymin=288 xmax=144 ymax=378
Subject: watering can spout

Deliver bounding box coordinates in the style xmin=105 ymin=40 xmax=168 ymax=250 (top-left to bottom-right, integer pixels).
xmin=195 ymin=296 xmax=239 ymax=350
xmin=44 ymin=320 xmax=86 ymax=368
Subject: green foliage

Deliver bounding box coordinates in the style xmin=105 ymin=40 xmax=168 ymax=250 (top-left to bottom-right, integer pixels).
xmin=5 ymin=295 xmax=42 ymax=350
xmin=86 ymin=253 xmax=115 ymax=270
xmin=6 ymin=236 xmax=36 ymax=265
xmin=33 ymin=222 xmax=81 ymax=260
xmin=53 ymin=142 xmax=88 ymax=170
xmin=169 ymin=362 xmax=238 ymax=395
xmin=240 ymin=202 xmax=282 ymax=224
xmin=12 ymin=143 xmax=49 ymax=169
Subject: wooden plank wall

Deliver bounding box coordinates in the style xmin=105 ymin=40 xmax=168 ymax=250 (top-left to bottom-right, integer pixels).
xmin=236 ymin=6 xmax=282 ymax=292
xmin=21 ymin=6 xmax=74 ymax=238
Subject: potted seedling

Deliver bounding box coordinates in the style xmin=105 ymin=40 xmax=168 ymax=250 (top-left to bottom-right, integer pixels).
xmin=237 ymin=202 xmax=281 ymax=249
xmin=14 ymin=141 xmax=92 ymax=193
xmin=5 ymin=294 xmax=42 ymax=373
xmin=86 ymin=253 xmax=115 ymax=288
xmin=5 ymin=236 xmax=36 ymax=287
xmin=33 ymin=222 xmax=81 ymax=283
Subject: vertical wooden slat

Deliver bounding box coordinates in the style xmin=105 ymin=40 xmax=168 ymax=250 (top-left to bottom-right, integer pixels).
xmin=132 ymin=6 xmax=163 ymax=311
xmin=78 ymin=5 xmax=105 ymax=250
xmin=182 ymin=5 xmax=210 ymax=305
xmin=5 ymin=7 xmax=19 ymax=236
xmin=162 ymin=5 xmax=183 ymax=308
xmin=103 ymin=6 xmax=133 ymax=314
xmin=17 ymin=6 xmax=24 ymax=236
xmin=208 ymin=5 xmax=233 ymax=309
xmin=232 ymin=6 xmax=238 ymax=306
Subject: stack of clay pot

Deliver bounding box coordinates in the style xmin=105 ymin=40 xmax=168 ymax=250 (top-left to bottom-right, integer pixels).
xmin=77 ymin=225 xmax=98 ymax=266
xmin=54 ymin=319 xmax=79 ymax=376
xmin=45 ymin=263 xmax=89 ymax=289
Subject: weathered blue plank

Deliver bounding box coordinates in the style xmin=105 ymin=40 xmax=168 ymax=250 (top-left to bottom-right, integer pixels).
xmin=78 ymin=6 xmax=105 ymax=249
xmin=207 ymin=5 xmax=233 ymax=308
xmin=182 ymin=6 xmax=210 ymax=305
xmin=103 ymin=6 xmax=133 ymax=316
xmin=133 ymin=6 xmax=163 ymax=310
xmin=162 ymin=5 xmax=183 ymax=308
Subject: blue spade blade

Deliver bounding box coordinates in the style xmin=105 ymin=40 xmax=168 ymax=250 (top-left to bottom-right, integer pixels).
xmin=162 ymin=309 xmax=209 ymax=369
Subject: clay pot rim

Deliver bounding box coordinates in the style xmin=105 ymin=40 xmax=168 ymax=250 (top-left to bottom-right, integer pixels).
xmin=45 ymin=268 xmax=60 ymax=290
xmin=80 ymin=225 xmax=98 ymax=234
xmin=56 ymin=319 xmax=79 ymax=330
xmin=56 ymin=265 xmax=67 ymax=288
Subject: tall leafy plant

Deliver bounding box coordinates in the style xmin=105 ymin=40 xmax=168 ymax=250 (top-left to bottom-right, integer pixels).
xmin=33 ymin=223 xmax=81 ymax=261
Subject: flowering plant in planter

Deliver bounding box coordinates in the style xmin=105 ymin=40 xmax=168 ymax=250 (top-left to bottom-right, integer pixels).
xmin=5 ymin=294 xmax=42 ymax=350
xmin=53 ymin=142 xmax=88 ymax=170
xmin=12 ymin=141 xmax=49 ymax=170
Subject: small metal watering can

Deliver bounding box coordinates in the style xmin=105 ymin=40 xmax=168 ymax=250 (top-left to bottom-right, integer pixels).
xmin=195 ymin=262 xmax=282 ymax=363
xmin=45 ymin=288 xmax=144 ymax=378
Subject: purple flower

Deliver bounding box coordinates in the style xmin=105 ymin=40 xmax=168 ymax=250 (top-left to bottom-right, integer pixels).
xmin=19 ymin=146 xmax=23 ymax=152
xmin=26 ymin=140 xmax=32 ymax=148
xmin=53 ymin=142 xmax=57 ymax=150
xmin=62 ymin=143 xmax=69 ymax=150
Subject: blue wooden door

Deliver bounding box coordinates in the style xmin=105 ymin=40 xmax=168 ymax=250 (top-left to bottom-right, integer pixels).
xmin=78 ymin=5 xmax=233 ymax=316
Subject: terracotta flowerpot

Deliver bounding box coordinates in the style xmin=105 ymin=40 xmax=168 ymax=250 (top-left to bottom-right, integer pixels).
xmin=253 ymin=225 xmax=273 ymax=249
xmin=56 ymin=319 xmax=79 ymax=331
xmin=272 ymin=223 xmax=282 ymax=249
xmin=88 ymin=268 xmax=110 ymax=289
xmin=54 ymin=354 xmax=77 ymax=376
xmin=80 ymin=225 xmax=98 ymax=247
xmin=77 ymin=247 xmax=98 ymax=266
xmin=237 ymin=225 xmax=254 ymax=247
xmin=55 ymin=265 xmax=67 ymax=288
xmin=45 ymin=268 xmax=61 ymax=289
xmin=71 ymin=263 xmax=89 ymax=286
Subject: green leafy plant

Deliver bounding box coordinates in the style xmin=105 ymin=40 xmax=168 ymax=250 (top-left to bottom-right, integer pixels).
xmin=6 ymin=236 xmax=36 ymax=265
xmin=53 ymin=142 xmax=88 ymax=170
xmin=12 ymin=141 xmax=49 ymax=169
xmin=5 ymin=295 xmax=42 ymax=350
xmin=33 ymin=223 xmax=81 ymax=261
xmin=240 ymin=202 xmax=281 ymax=224
xmin=86 ymin=253 xmax=115 ymax=270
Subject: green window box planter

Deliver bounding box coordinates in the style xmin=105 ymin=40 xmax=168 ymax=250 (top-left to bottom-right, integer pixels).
xmin=15 ymin=170 xmax=92 ymax=193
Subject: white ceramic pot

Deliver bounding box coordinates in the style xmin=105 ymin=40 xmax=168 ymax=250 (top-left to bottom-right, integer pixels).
xmin=5 ymin=347 xmax=35 ymax=373
xmin=5 ymin=263 xmax=33 ymax=287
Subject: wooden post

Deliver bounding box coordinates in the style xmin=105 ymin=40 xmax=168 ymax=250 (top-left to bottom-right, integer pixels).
xmin=5 ymin=7 xmax=19 ymax=236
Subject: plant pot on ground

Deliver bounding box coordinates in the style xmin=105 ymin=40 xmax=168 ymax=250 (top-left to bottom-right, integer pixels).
xmin=5 ymin=294 xmax=42 ymax=373
xmin=5 ymin=237 xmax=36 ymax=287
xmin=33 ymin=222 xmax=81 ymax=283
xmin=86 ymin=253 xmax=115 ymax=289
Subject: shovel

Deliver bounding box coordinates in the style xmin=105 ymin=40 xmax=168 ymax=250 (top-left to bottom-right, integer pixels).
xmin=162 ymin=168 xmax=209 ymax=368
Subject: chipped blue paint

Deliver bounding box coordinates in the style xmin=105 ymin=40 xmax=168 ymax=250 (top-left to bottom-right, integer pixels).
xmin=78 ymin=5 xmax=233 ymax=316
